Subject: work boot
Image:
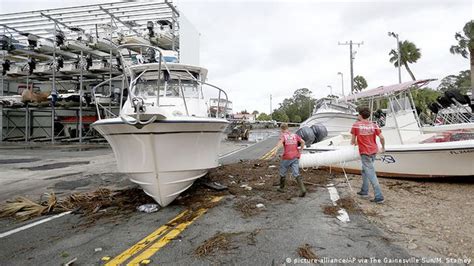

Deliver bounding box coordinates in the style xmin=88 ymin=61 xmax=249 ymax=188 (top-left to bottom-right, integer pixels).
xmin=277 ymin=176 xmax=286 ymax=192
xmin=296 ymin=177 xmax=307 ymax=197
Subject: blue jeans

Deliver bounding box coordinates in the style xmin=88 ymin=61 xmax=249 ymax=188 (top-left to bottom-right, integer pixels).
xmin=279 ymin=158 xmax=300 ymax=178
xmin=360 ymin=154 xmax=383 ymax=200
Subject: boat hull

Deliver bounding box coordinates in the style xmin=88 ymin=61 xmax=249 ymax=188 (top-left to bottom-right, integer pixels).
xmin=306 ymin=141 xmax=474 ymax=178
xmin=92 ymin=118 xmax=228 ymax=206
xmin=301 ymin=112 xmax=357 ymax=136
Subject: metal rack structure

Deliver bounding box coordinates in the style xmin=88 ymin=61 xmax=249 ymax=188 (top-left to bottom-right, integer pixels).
xmin=0 ymin=0 xmax=180 ymax=143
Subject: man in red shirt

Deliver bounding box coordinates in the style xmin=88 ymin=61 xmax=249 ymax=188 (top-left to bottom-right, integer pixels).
xmin=271 ymin=123 xmax=306 ymax=197
xmin=351 ymin=107 xmax=386 ymax=204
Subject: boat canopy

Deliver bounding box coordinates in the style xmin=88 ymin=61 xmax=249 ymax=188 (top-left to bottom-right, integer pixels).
xmin=343 ymin=79 xmax=436 ymax=101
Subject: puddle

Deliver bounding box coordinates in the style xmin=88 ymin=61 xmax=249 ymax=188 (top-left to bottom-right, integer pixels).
xmin=44 ymin=172 xmax=83 ymax=180
xmin=0 ymin=158 xmax=41 ymax=164
xmin=248 ymin=131 xmax=278 ymax=142
xmin=53 ymin=178 xmax=91 ymax=190
xmin=22 ymin=161 xmax=90 ymax=171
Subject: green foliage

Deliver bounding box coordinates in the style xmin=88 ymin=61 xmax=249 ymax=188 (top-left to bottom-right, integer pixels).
xmin=449 ymin=20 xmax=474 ymax=59
xmin=271 ymin=110 xmax=289 ymax=122
xmin=271 ymin=88 xmax=315 ymax=123
xmin=438 ymin=70 xmax=471 ymax=94
xmin=252 ymin=110 xmax=259 ymax=115
xmin=257 ymin=113 xmax=272 ymax=121
xmin=292 ymin=115 xmax=302 ymax=123
xmin=353 ymin=75 xmax=368 ymax=92
xmin=389 ymin=40 xmax=421 ymax=81
xmin=411 ymin=88 xmax=441 ymax=115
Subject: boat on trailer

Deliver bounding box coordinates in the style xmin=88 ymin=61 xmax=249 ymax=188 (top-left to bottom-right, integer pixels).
xmin=305 ymin=80 xmax=474 ymax=178
xmin=92 ymin=44 xmax=229 ymax=206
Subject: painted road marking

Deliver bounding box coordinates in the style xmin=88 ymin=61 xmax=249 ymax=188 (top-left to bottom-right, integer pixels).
xmin=260 ymin=145 xmax=278 ymax=160
xmin=104 ymin=210 xmax=190 ymax=266
xmin=0 ymin=211 xmax=72 ymax=239
xmin=327 ymin=183 xmax=350 ymax=223
xmin=105 ymin=196 xmax=223 ymax=266
xmin=127 ymin=196 xmax=223 ymax=265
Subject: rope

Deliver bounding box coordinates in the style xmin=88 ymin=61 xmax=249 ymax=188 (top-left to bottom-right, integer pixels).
xmin=341 ymin=161 xmax=353 ymax=192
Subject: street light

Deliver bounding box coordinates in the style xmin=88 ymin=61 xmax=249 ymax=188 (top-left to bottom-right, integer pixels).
xmin=388 ymin=31 xmax=401 ymax=84
xmin=327 ymin=85 xmax=333 ymax=96
xmin=337 ymin=72 xmax=344 ymax=97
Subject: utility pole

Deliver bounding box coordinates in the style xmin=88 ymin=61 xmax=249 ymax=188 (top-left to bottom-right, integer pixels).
xmin=388 ymin=32 xmax=402 ymax=84
xmin=338 ymin=40 xmax=363 ymax=93
xmin=269 ymin=94 xmax=272 ymax=119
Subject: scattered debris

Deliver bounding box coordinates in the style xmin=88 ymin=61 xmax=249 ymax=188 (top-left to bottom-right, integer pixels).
xmin=297 ymin=243 xmax=319 ymax=260
xmin=240 ymin=184 xmax=253 ymax=191
xmin=0 ymin=187 xmax=154 ymax=221
xmin=0 ymin=194 xmax=57 ymax=221
xmin=335 ymin=196 xmax=359 ymax=213
xmin=202 ymin=181 xmax=228 ymax=191
xmin=136 ymin=204 xmax=160 ymax=213
xmin=255 ymin=203 xmax=265 ymax=208
xmin=246 ymin=229 xmax=261 ymax=245
xmin=94 ymin=247 xmax=102 ymax=252
xmin=322 ymin=205 xmax=339 ymax=217
xmin=233 ymin=198 xmax=264 ymax=218
xmin=63 ymin=257 xmax=77 ymax=266
xmin=194 ymin=232 xmax=242 ymax=257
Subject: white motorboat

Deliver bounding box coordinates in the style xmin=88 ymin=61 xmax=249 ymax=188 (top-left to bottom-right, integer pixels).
xmin=300 ymin=98 xmax=357 ymax=136
xmin=92 ymin=44 xmax=229 ymax=206
xmin=305 ymin=80 xmax=474 ymax=178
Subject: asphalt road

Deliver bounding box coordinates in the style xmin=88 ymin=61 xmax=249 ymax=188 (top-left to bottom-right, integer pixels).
xmin=0 ymin=132 xmax=411 ymax=265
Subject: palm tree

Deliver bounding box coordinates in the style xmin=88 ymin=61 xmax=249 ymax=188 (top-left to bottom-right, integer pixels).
xmin=389 ymin=40 xmax=421 ymax=81
xmin=450 ymin=20 xmax=474 ymax=103
xmin=353 ymin=75 xmax=368 ymax=92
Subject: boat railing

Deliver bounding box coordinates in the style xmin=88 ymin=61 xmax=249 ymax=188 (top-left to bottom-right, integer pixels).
xmin=92 ymin=74 xmax=125 ymax=120
xmin=182 ymin=69 xmax=229 ymax=118
xmin=92 ymin=43 xmax=229 ymax=122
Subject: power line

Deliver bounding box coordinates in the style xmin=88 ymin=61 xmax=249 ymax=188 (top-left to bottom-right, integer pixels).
xmin=338 ymin=40 xmax=363 ymax=93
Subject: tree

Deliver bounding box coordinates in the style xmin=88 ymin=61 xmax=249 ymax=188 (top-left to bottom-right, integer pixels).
xmin=450 ymin=20 xmax=474 ymax=103
xmin=240 ymin=110 xmax=249 ymax=114
xmin=291 ymin=115 xmax=302 ymax=123
xmin=271 ymin=110 xmax=289 ymax=122
xmin=276 ymin=88 xmax=315 ymax=122
xmin=257 ymin=113 xmax=271 ymax=121
xmin=438 ymin=70 xmax=471 ymax=94
xmin=252 ymin=110 xmax=259 ymax=115
xmin=411 ymin=88 xmax=441 ymax=114
xmin=389 ymin=40 xmax=421 ymax=81
xmin=353 ymin=75 xmax=368 ymax=92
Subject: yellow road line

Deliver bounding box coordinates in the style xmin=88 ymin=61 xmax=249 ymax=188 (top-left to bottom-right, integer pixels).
xmin=127 ymin=196 xmax=223 ymax=266
xmin=105 ymin=210 xmax=189 ymax=266
xmin=261 ymin=145 xmax=278 ymax=160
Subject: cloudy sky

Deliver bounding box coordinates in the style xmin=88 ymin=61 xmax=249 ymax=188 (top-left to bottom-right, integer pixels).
xmin=1 ymin=0 xmax=472 ymax=113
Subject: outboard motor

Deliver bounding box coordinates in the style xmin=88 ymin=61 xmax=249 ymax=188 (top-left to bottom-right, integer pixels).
xmin=445 ymin=90 xmax=469 ymax=105
xmin=428 ymin=102 xmax=440 ymax=114
xmin=436 ymin=95 xmax=452 ymax=108
xmin=296 ymin=126 xmax=316 ymax=147
xmin=310 ymin=123 xmax=328 ymax=143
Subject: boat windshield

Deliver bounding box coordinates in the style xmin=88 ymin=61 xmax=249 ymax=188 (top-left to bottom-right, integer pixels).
xmin=135 ymin=78 xmax=200 ymax=99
